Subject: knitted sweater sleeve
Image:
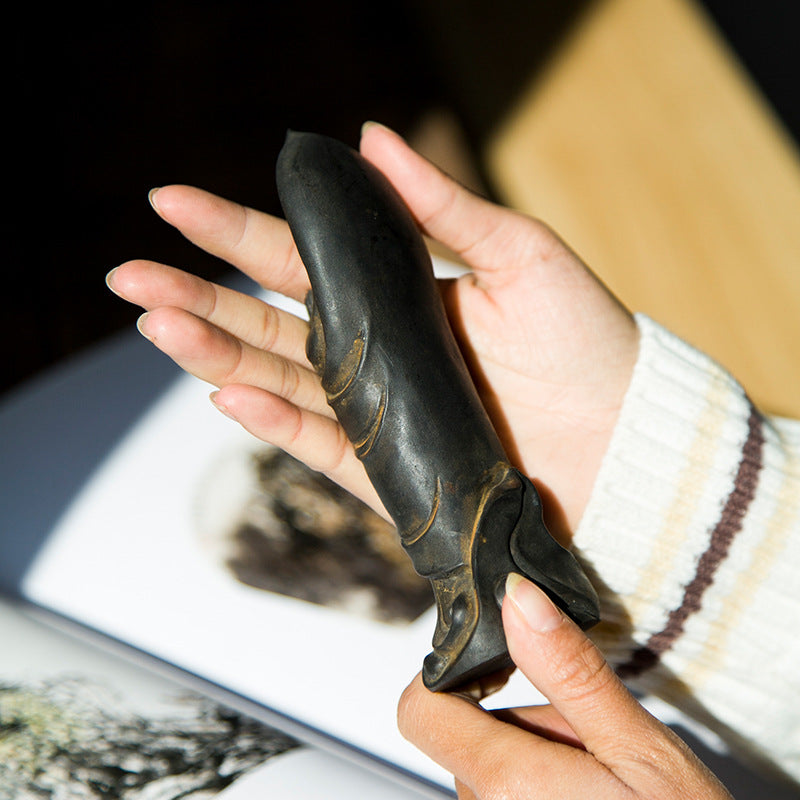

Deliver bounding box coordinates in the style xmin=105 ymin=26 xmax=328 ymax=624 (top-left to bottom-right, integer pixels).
xmin=572 ymin=314 xmax=800 ymax=785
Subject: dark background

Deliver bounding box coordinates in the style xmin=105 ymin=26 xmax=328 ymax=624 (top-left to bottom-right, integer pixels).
xmin=6 ymin=0 xmax=800 ymax=398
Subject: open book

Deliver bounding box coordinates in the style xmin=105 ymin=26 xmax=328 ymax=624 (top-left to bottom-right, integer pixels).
xmin=1 ymin=263 xmax=792 ymax=799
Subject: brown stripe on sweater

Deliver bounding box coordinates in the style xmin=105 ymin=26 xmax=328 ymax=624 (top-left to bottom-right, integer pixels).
xmin=617 ymin=403 xmax=765 ymax=679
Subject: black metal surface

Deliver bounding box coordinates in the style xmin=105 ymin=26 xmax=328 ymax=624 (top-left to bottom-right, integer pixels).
xmin=276 ymin=132 xmax=599 ymax=691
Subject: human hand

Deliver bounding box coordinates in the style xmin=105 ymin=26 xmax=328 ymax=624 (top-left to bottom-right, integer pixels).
xmin=106 ymin=122 xmax=638 ymax=537
xmin=398 ymin=572 xmax=733 ymax=800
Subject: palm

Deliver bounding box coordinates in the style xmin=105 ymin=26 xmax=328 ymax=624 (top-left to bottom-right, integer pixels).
xmin=443 ymin=238 xmax=636 ymax=532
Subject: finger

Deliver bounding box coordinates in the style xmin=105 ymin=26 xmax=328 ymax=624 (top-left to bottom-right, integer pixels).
xmin=502 ymin=573 xmax=652 ymax=759
xmin=398 ymin=674 xmax=521 ymax=786
xmin=137 ymin=307 xmax=334 ymax=420
xmin=492 ymin=704 xmax=582 ymax=750
xmin=397 ymin=674 xmax=615 ymax=800
xmin=147 ymin=185 xmax=311 ymax=301
xmin=108 ymin=260 xmax=310 ymax=366
xmin=360 ymin=122 xmax=560 ymax=284
xmin=211 ymin=384 xmax=386 ymax=518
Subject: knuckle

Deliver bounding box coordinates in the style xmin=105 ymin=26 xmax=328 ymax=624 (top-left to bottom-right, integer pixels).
xmin=549 ymin=637 xmax=616 ymax=704
xmin=277 ymin=358 xmax=302 ymax=401
xmin=418 ymin=178 xmax=458 ymax=230
xmin=284 ymin=406 xmax=305 ymax=447
xmin=257 ymin=303 xmax=281 ymax=353
xmin=203 ymin=281 xmax=220 ymax=320
xmin=330 ymin=426 xmax=352 ymax=469
xmin=613 ymin=724 xmax=723 ymax=797
xmin=276 ymin=240 xmax=304 ymax=294
xmin=221 ymin=338 xmax=246 ymax=383
xmin=471 ymin=760 xmax=524 ymax=800
xmin=228 ymin=203 xmax=251 ymax=251
xmin=311 ymin=426 xmax=349 ymax=476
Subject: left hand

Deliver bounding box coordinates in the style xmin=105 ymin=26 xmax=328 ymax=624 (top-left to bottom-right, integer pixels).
xmin=106 ymin=123 xmax=638 ymax=536
xmin=398 ymin=573 xmax=732 ymax=800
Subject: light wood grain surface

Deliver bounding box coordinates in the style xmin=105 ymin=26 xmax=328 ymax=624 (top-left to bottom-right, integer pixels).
xmin=486 ymin=0 xmax=800 ymax=417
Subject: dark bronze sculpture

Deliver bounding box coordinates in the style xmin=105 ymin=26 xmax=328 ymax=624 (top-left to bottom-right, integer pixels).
xmin=276 ymin=131 xmax=599 ymax=692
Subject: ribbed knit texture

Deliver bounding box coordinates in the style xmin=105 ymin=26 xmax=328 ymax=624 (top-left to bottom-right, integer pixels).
xmin=574 ymin=314 xmax=800 ymax=785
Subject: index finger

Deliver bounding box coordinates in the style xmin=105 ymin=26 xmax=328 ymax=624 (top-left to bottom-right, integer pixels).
xmin=149 ymin=185 xmax=311 ymax=301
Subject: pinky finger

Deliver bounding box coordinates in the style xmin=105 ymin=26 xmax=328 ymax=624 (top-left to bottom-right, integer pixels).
xmin=211 ymin=383 xmax=387 ymax=520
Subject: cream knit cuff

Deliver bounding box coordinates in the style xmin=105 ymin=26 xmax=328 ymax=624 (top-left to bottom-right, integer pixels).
xmin=573 ymin=314 xmax=800 ymax=781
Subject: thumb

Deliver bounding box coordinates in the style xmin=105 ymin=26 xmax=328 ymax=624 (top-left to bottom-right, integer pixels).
xmin=502 ymin=573 xmax=651 ymax=759
xmin=359 ymin=122 xmax=557 ymax=285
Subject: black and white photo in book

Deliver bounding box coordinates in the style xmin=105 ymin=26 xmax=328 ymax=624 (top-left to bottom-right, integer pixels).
xmin=196 ymin=447 xmax=433 ymax=626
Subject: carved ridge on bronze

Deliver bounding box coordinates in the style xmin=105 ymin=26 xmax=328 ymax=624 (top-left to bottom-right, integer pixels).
xmin=402 ymin=476 xmax=441 ymax=548
xmin=324 ymin=329 xmax=366 ymax=400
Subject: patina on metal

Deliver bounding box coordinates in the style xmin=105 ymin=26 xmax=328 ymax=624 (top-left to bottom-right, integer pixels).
xmin=276 ymin=131 xmax=599 ymax=692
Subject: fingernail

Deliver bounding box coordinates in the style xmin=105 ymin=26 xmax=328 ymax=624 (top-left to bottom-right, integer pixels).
xmin=505 ymin=573 xmax=563 ymax=633
xmin=148 ymin=187 xmax=162 ymax=214
xmin=209 ymin=392 xmax=235 ymax=420
xmin=136 ymin=312 xmax=154 ymax=342
xmin=105 ymin=267 xmax=120 ymax=295
xmin=361 ymin=120 xmax=401 ymax=139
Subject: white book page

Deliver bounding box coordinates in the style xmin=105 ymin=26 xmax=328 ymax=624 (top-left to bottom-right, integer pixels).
xmin=217 ymin=749 xmax=434 ymax=800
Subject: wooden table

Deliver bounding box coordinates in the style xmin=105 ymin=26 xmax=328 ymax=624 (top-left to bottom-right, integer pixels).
xmin=483 ymin=0 xmax=800 ymax=418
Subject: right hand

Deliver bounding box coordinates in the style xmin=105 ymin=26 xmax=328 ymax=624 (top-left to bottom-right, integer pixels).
xmin=107 ymin=122 xmax=639 ymax=539
xmin=399 ymin=573 xmax=733 ymax=800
